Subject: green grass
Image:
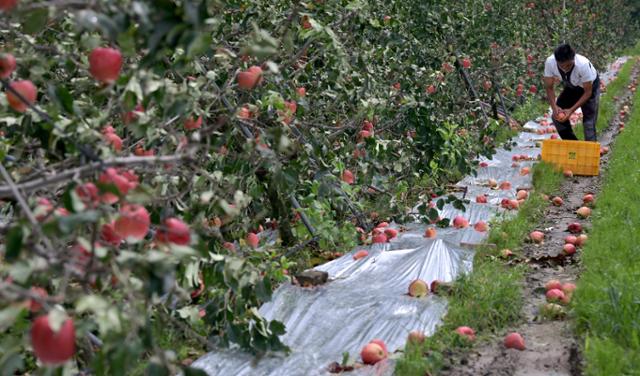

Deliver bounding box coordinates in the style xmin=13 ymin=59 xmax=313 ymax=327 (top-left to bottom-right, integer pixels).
xmin=574 ymin=55 xmax=637 ymax=140
xmin=572 ymin=59 xmax=640 ymax=376
xmin=396 ymin=162 xmax=563 ymax=376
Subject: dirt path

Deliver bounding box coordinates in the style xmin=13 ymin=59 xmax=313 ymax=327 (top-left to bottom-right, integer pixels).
xmin=440 ymin=63 xmax=639 ymax=376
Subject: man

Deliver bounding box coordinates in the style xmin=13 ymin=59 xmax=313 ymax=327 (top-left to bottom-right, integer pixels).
xmin=543 ymin=43 xmax=600 ymax=141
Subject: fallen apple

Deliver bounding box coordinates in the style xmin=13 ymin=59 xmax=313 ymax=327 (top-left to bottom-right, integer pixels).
xmin=353 ymin=250 xmax=369 ymax=260
xmin=576 ymin=206 xmax=591 ymax=219
xmin=453 ymin=216 xmax=469 ymax=229
xmin=546 ymin=288 xmax=566 ymax=303
xmin=476 ymin=195 xmax=488 ymax=204
xmin=564 ymin=235 xmax=577 ymax=245
xmin=408 ymin=279 xmax=429 ymax=298
xmin=360 ymin=342 xmax=386 ymax=365
xmin=552 ymin=196 xmax=564 ymax=206
xmin=499 ymin=181 xmax=512 ymax=190
xmin=568 ymin=222 xmax=582 ymax=234
xmin=563 ymin=169 xmax=573 ymax=178
xmin=545 ymin=280 xmax=563 ymax=291
xmin=424 ymin=227 xmax=437 ymax=238
xmin=575 ymin=234 xmax=588 ymax=247
xmin=454 ymin=326 xmax=476 ymax=341
xmin=407 ymin=331 xmax=426 ymax=345
xmin=530 ymin=231 xmax=544 ymax=244
xmin=583 ymin=194 xmax=595 ymax=205
xmin=246 ymin=232 xmax=259 ymax=248
xmin=563 ymin=243 xmax=576 ymax=255
xmin=372 ymin=233 xmax=388 ymax=243
xmin=516 ymin=190 xmax=528 ymax=200
xmin=474 ymin=221 xmax=488 ymax=232
xmin=504 ymin=332 xmax=525 ymax=350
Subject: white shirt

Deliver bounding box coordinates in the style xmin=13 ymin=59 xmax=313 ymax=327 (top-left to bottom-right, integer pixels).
xmin=544 ymin=53 xmax=598 ymax=88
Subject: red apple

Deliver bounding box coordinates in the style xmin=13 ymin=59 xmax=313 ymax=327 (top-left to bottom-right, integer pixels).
xmin=103 ymin=131 xmax=122 ymax=151
xmin=562 ymin=283 xmax=577 ymax=295
xmin=563 ymin=243 xmax=576 ymax=255
xmin=530 ymin=231 xmax=544 ymax=243
xmin=564 ymin=235 xmax=577 ymax=245
xmin=575 ymin=234 xmax=588 ymax=247
xmin=474 ymin=221 xmax=488 ymax=232
xmin=31 ymin=315 xmax=76 ymax=365
xmin=342 ymin=170 xmax=355 ymax=185
xmin=576 ymin=206 xmax=591 ymax=218
xmin=246 ymin=232 xmax=259 ymax=248
xmin=563 ymin=169 xmax=573 ymax=178
xmin=424 ymin=227 xmax=437 ymax=238
xmin=100 ymin=221 xmax=122 ymax=246
xmin=479 ymin=161 xmax=489 ymax=167
xmin=552 ymin=196 xmax=563 ymax=206
xmin=546 ymin=288 xmax=566 ymax=303
xmin=426 ymin=84 xmax=436 ymax=94
xmin=155 ymin=217 xmax=191 ymax=245
xmin=29 ymin=287 xmax=48 ymax=313
xmin=353 ymin=250 xmax=369 ymax=260
xmin=222 ymin=242 xmax=236 ymax=251
xmin=568 ymin=222 xmax=582 ymax=234
xmin=360 ymin=342 xmax=386 ymax=365
xmin=455 ymin=326 xmax=476 ymax=341
xmin=237 ymin=66 xmax=263 ymax=90
xmin=6 ymin=80 xmax=37 ymax=112
xmin=75 ymin=182 xmax=99 ymax=207
xmin=369 ymin=339 xmax=388 ymax=356
xmin=122 ymin=103 xmax=144 ymax=124
xmin=545 ymin=279 xmax=562 ymax=291
xmin=499 ymin=181 xmax=512 ymax=190
xmin=296 ymin=87 xmax=306 ymax=97
xmin=516 ymin=190 xmax=528 ymax=200
xmin=504 ymin=332 xmax=525 ymax=350
xmin=408 ymin=279 xmax=429 ymax=297
xmin=0 ymin=52 xmax=16 ymax=79
xmin=88 ymin=47 xmax=122 ymax=84
xmin=583 ymin=194 xmax=595 ymax=205
xmin=476 ymin=195 xmax=488 ymax=203
xmin=184 ymin=115 xmax=203 ymax=131
xmin=372 ymin=233 xmax=388 ymax=243
xmin=462 ymin=58 xmax=471 ymax=69
xmin=0 ymin=0 xmax=18 ymax=12
xmin=384 ymin=228 xmax=398 ymax=239
xmin=453 ymin=216 xmax=469 ymax=229
xmin=114 ymin=204 xmax=150 ymax=243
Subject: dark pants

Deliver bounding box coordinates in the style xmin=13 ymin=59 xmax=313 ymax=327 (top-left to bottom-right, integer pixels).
xmin=553 ymin=87 xmax=600 ymax=141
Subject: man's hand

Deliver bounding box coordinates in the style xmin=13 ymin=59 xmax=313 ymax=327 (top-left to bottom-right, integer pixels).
xmin=553 ymin=108 xmax=569 ymax=122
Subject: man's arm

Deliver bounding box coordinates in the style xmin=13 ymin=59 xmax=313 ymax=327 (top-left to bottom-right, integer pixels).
xmin=566 ymin=81 xmax=593 ymax=114
xmin=544 ymin=76 xmax=559 ymax=117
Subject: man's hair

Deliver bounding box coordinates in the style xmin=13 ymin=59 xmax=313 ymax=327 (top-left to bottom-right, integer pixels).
xmin=554 ymin=43 xmax=576 ymax=63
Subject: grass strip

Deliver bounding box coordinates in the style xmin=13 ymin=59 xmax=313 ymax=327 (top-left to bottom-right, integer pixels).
xmin=396 ymin=162 xmax=563 ymax=376
xmin=572 ymin=56 xmax=640 ymax=376
xmin=575 ymin=47 xmax=639 ymax=139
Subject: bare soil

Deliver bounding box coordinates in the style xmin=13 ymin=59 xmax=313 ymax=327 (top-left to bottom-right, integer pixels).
xmin=440 ymin=63 xmax=639 ymax=376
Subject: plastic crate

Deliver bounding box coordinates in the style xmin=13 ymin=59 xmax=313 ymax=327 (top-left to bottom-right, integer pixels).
xmin=541 ymin=139 xmax=600 ymax=176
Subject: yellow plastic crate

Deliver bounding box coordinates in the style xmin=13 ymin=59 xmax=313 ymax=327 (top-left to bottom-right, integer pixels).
xmin=541 ymin=139 xmax=600 ymax=176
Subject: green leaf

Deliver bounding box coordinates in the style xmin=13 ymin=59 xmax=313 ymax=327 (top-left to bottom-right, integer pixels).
xmin=5 ymin=226 xmax=23 ymax=262
xmin=53 ymin=85 xmax=75 ymax=115
xmin=22 ymin=8 xmax=49 ymax=34
xmin=0 ymin=306 xmax=25 ymax=331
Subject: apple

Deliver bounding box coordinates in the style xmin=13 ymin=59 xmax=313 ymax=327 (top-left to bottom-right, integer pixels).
xmin=520 ymin=167 xmax=530 ymax=176
xmin=474 ymin=221 xmax=488 ymax=232
xmin=583 ymin=194 xmax=595 ymax=205
xmin=476 ymin=195 xmax=488 ymax=203
xmin=516 ymin=190 xmax=528 ymax=200
xmin=483 ymin=80 xmax=492 ymax=91
xmin=576 ymin=206 xmax=591 ymax=218
xmin=100 ymin=221 xmax=122 ymax=246
xmin=372 ymin=233 xmax=388 ymax=243
xmin=384 ymin=228 xmax=398 ymax=239
xmin=184 ymin=115 xmax=203 ymax=130
xmin=424 ymin=227 xmax=437 ymax=238
xmin=359 ymin=130 xmax=373 ymax=139
xmin=426 ymin=84 xmax=436 ymax=94
xmin=563 ymin=243 xmax=576 ymax=255
xmin=237 ymin=66 xmax=263 ymax=90
xmin=6 ymin=80 xmax=37 ymax=112
xmin=114 ymin=204 xmax=150 ymax=243
xmin=499 ymin=181 xmax=512 ymax=190
xmin=75 ymin=182 xmax=99 ymax=207
xmin=501 ymin=249 xmax=513 ymax=258
xmin=529 ymin=85 xmax=537 ymax=94
xmin=488 ymin=178 xmax=498 ymax=188
xmin=530 ymin=231 xmax=544 ymax=243
xmin=504 ymin=332 xmax=525 ymax=350
xmin=0 ymin=53 xmax=16 ymax=78
xmin=407 ymin=331 xmax=426 ymax=345
xmin=246 ymin=232 xmax=259 ymax=248
xmin=408 ymin=279 xmax=429 ymax=297
xmin=88 ymin=47 xmax=122 ymax=84
xmin=369 ymin=339 xmax=388 ymax=356
xmin=376 ymin=222 xmax=389 ymax=228
xmin=360 ymin=342 xmax=386 ymax=365
xmin=341 ymin=170 xmax=355 ymax=185
xmin=103 ymin=131 xmax=122 ymax=151
xmin=353 ymin=250 xmax=369 ymax=260
xmin=600 ymin=146 xmax=609 ymax=155
xmin=453 ymin=216 xmax=469 ymax=229
xmin=155 ymin=217 xmax=191 ymax=245
xmin=508 ymin=199 xmax=520 ymax=210
xmin=462 ymin=58 xmax=472 ymax=69
xmin=296 ymin=87 xmax=306 ymax=97
xmin=562 ymin=283 xmax=577 ymax=295
xmin=362 ymin=121 xmax=374 ymax=132
xmin=550 ymin=134 xmax=559 ymax=139
xmin=568 ymin=222 xmax=582 ymax=234
xmin=31 ymin=315 xmax=76 ymax=365
xmin=546 ymin=288 xmax=566 ymax=303
xmin=563 ymin=169 xmax=573 ymax=178
xmin=564 ymin=235 xmax=577 ymax=245
xmin=222 ymin=242 xmax=236 ymax=252
xmin=479 ymin=161 xmax=489 ymax=167
xmin=552 ymin=196 xmax=564 ymax=206
xmin=575 ymin=234 xmax=588 ymax=247
xmin=0 ymin=0 xmax=18 ymax=12
xmin=455 ymin=326 xmax=476 ymax=341
xmin=545 ymin=279 xmax=562 ymax=291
